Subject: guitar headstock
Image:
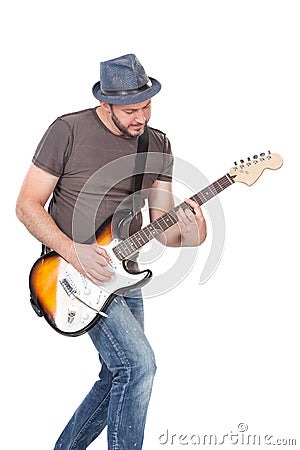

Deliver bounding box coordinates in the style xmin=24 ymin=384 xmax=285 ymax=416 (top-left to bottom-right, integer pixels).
xmin=229 ymin=152 xmax=283 ymax=186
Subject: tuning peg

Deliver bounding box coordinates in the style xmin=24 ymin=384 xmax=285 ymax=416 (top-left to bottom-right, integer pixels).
xmin=240 ymin=159 xmax=244 ymax=164
xmin=247 ymin=157 xmax=251 ymax=161
xmin=253 ymin=155 xmax=258 ymax=159
xmin=260 ymin=152 xmax=265 ymax=157
xmin=232 ymin=161 xmax=238 ymax=171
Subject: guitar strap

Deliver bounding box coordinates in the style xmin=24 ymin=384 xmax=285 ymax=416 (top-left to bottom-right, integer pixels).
xmin=132 ymin=126 xmax=149 ymax=215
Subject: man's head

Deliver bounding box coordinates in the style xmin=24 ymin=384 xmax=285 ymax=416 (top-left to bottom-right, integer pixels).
xmin=93 ymin=54 xmax=161 ymax=137
xmin=92 ymin=53 xmax=161 ymax=105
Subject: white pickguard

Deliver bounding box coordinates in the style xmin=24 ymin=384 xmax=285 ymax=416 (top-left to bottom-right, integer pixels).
xmin=53 ymin=239 xmax=148 ymax=334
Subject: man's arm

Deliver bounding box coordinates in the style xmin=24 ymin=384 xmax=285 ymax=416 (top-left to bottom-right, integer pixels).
xmin=148 ymin=179 xmax=207 ymax=247
xmin=16 ymin=164 xmax=114 ymax=285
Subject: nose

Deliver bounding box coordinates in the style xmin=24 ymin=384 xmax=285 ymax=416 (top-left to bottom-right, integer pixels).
xmin=135 ymin=109 xmax=146 ymax=124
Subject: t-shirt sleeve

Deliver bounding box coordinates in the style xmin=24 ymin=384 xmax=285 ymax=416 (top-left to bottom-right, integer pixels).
xmin=32 ymin=118 xmax=73 ymax=177
xmin=157 ymin=134 xmax=173 ymax=182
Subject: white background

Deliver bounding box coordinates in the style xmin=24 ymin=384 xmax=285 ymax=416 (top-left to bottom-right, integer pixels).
xmin=1 ymin=0 xmax=299 ymax=448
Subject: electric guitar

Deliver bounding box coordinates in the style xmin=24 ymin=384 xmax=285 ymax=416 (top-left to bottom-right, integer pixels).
xmin=29 ymin=152 xmax=283 ymax=336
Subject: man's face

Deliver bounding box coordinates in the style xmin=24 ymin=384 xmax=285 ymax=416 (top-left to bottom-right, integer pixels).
xmin=109 ymin=99 xmax=152 ymax=137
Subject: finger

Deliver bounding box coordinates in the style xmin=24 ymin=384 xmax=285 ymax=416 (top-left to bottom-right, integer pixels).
xmin=185 ymin=199 xmax=204 ymax=218
xmin=177 ymin=209 xmax=195 ymax=233
xmin=178 ymin=205 xmax=196 ymax=224
xmin=95 ymin=245 xmax=110 ymax=262
xmin=88 ymin=266 xmax=115 ymax=285
xmin=176 ymin=207 xmax=189 ymax=224
xmin=184 ymin=208 xmax=195 ymax=222
xmin=184 ymin=198 xmax=198 ymax=212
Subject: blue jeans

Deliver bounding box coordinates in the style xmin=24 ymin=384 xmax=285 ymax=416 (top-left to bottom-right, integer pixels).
xmin=54 ymin=292 xmax=156 ymax=449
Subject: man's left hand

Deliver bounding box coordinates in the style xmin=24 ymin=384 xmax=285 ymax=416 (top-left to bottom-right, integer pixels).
xmin=176 ymin=198 xmax=207 ymax=246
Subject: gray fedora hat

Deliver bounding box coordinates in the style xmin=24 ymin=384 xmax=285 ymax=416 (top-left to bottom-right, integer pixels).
xmin=92 ymin=54 xmax=161 ymax=105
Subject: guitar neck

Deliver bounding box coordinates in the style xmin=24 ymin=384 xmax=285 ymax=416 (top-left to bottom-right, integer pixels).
xmin=113 ymin=173 xmax=235 ymax=260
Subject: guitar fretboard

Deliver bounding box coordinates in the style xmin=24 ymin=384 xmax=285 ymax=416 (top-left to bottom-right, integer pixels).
xmin=113 ymin=174 xmax=234 ymax=260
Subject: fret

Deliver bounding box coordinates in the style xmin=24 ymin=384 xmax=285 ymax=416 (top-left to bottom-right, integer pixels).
xmin=197 ymin=190 xmax=207 ymax=205
xmin=152 ymin=219 xmax=164 ymax=231
xmin=133 ymin=234 xmax=146 ymax=247
xmin=208 ymin=184 xmax=217 ymax=198
xmin=157 ymin=214 xmax=175 ymax=231
xmin=119 ymin=240 xmax=134 ymax=256
xmin=113 ymin=173 xmax=235 ymax=260
xmin=144 ymin=223 xmax=161 ymax=237
xmin=168 ymin=209 xmax=179 ymax=222
xmin=136 ymin=228 xmax=149 ymax=244
xmin=160 ymin=214 xmax=174 ymax=229
xmin=212 ymin=180 xmax=223 ymax=193
xmin=202 ymin=188 xmax=214 ymax=201
xmin=191 ymin=192 xmax=204 ymax=206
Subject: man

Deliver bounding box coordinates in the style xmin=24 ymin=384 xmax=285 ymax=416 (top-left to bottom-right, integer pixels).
xmin=16 ymin=54 xmax=206 ymax=449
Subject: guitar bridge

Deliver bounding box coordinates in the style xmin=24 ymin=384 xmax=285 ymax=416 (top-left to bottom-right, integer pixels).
xmin=59 ymin=276 xmax=108 ymax=318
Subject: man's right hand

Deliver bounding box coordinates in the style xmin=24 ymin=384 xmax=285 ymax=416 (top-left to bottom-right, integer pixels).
xmin=68 ymin=243 xmax=115 ymax=286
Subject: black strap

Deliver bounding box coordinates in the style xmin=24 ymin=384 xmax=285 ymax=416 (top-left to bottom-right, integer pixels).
xmin=132 ymin=127 xmax=149 ymax=215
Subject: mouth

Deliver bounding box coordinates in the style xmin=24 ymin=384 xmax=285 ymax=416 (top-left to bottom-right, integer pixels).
xmin=129 ymin=124 xmax=144 ymax=134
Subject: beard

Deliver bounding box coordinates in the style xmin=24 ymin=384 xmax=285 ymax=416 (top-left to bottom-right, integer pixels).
xmin=110 ymin=106 xmax=146 ymax=138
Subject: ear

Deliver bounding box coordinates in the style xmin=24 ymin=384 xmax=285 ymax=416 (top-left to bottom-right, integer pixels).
xmin=100 ymin=101 xmax=112 ymax=113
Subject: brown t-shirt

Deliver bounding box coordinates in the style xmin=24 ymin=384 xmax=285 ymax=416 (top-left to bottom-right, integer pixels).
xmin=32 ymin=108 xmax=173 ymax=242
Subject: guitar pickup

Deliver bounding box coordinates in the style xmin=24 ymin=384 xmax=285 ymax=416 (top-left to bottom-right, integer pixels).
xmin=60 ymin=278 xmax=79 ymax=297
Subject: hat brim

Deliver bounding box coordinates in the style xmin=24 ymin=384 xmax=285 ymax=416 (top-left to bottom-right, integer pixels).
xmin=92 ymin=77 xmax=161 ymax=105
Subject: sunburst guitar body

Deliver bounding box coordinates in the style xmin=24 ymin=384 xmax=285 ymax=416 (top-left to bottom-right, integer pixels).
xmin=29 ymin=215 xmax=152 ymax=336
